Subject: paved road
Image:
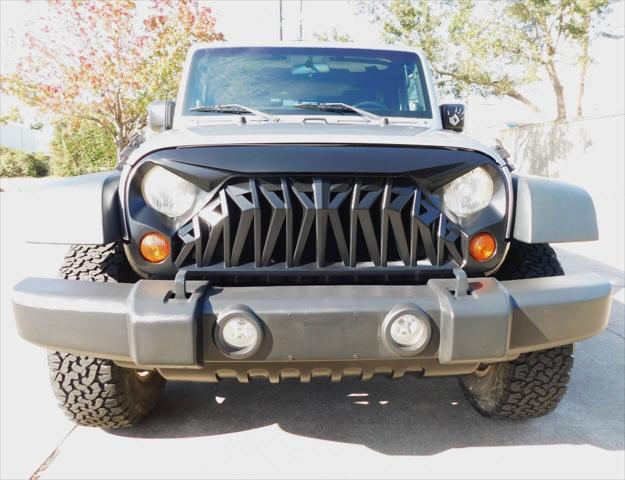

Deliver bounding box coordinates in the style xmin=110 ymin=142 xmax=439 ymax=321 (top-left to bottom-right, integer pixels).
xmin=1 ymin=189 xmax=623 ymax=479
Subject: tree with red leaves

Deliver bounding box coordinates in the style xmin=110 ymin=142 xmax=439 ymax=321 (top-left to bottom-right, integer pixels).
xmin=1 ymin=0 xmax=223 ymax=156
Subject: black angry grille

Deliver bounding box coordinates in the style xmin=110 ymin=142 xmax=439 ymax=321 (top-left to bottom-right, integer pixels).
xmin=173 ymin=177 xmax=463 ymax=273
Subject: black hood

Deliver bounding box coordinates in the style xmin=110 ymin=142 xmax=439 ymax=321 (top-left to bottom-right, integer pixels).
xmin=139 ymin=144 xmax=496 ymax=192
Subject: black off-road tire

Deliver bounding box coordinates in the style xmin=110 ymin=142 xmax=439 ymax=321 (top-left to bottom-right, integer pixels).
xmin=460 ymin=345 xmax=574 ymax=419
xmin=494 ymin=240 xmax=564 ymax=280
xmin=58 ymin=243 xmax=139 ymax=283
xmin=48 ymin=243 xmax=165 ymax=428
xmin=459 ymin=240 xmax=573 ymax=419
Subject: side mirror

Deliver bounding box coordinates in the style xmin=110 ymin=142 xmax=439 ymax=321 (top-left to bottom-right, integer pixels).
xmin=440 ymin=103 xmax=465 ymax=132
xmin=148 ymin=100 xmax=175 ymax=133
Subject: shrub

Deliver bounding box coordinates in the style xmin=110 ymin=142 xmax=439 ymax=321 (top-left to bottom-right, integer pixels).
xmin=29 ymin=152 xmax=50 ymax=176
xmin=0 ymin=146 xmax=50 ymax=177
xmin=50 ymin=120 xmax=117 ymax=176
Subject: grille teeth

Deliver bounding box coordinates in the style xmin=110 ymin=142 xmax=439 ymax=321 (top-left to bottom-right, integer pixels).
xmin=174 ymin=177 xmax=461 ymax=269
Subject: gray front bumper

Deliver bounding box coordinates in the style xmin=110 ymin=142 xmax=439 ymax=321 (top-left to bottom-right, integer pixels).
xmin=12 ymin=274 xmax=612 ymax=379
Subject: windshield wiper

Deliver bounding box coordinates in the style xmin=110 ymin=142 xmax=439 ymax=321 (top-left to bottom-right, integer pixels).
xmin=189 ymin=104 xmax=279 ymax=122
xmin=294 ymin=102 xmax=388 ymax=125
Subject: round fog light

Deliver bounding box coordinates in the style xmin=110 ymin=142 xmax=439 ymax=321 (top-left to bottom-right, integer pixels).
xmin=215 ymin=308 xmax=263 ymax=359
xmin=222 ymin=317 xmax=259 ymax=349
xmin=390 ymin=314 xmax=429 ymax=347
xmin=382 ymin=306 xmax=432 ymax=355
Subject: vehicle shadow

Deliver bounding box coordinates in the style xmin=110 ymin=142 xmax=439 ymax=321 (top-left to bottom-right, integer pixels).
xmin=111 ymin=320 xmax=625 ymax=455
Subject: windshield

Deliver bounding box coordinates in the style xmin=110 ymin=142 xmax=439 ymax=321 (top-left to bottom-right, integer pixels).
xmin=183 ymin=47 xmax=432 ymax=119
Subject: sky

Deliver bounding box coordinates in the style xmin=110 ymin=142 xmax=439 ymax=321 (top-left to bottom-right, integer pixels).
xmin=1 ymin=0 xmax=624 ymax=151
xmin=210 ymin=0 xmax=374 ymax=42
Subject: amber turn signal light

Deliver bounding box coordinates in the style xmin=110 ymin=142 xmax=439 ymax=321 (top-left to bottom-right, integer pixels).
xmin=469 ymin=232 xmax=496 ymax=262
xmin=139 ymin=232 xmax=170 ymax=263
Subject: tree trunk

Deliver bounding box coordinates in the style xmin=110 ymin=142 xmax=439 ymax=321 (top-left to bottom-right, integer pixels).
xmin=116 ymin=136 xmax=128 ymax=161
xmin=576 ymin=55 xmax=589 ymax=120
xmin=576 ymin=15 xmax=591 ymax=119
xmin=115 ymin=127 xmax=128 ymax=162
xmin=545 ymin=59 xmax=567 ymax=121
xmin=507 ymin=90 xmax=542 ymax=114
xmin=538 ymin=10 xmax=568 ymax=123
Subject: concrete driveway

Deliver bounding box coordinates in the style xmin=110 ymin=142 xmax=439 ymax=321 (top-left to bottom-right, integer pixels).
xmin=1 ymin=187 xmax=623 ymax=479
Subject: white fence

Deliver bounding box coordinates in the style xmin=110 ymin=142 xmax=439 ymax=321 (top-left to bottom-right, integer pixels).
xmin=500 ymin=115 xmax=625 ymax=270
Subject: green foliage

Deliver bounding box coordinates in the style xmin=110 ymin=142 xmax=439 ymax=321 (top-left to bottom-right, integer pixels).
xmin=360 ymin=0 xmax=610 ymax=119
xmin=504 ymin=0 xmax=609 ymax=119
xmin=366 ymin=0 xmax=540 ymax=107
xmin=1 ymin=0 xmax=223 ymax=156
xmin=313 ymin=28 xmax=352 ymax=43
xmin=0 ymin=146 xmax=49 ymax=178
xmin=0 ymin=106 xmax=22 ymax=126
xmin=50 ymin=120 xmax=117 ymax=176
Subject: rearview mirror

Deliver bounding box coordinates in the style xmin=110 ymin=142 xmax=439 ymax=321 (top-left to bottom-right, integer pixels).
xmin=148 ymin=100 xmax=175 ymax=133
xmin=291 ymin=63 xmax=330 ymax=75
xmin=440 ymin=104 xmax=465 ymax=132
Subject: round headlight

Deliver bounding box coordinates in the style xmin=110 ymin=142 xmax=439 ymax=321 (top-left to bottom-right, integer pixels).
xmin=442 ymin=167 xmax=493 ymax=218
xmin=142 ymin=166 xmax=197 ymax=217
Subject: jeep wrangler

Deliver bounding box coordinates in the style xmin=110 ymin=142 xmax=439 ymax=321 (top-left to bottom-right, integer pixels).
xmin=13 ymin=44 xmax=611 ymax=427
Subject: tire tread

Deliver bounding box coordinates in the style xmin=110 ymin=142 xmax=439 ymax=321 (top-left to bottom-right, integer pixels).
xmin=461 ymin=240 xmax=572 ymax=419
xmin=48 ymin=243 xmax=163 ymax=428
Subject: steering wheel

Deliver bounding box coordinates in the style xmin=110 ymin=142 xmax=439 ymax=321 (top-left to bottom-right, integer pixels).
xmin=354 ymin=100 xmax=386 ymax=110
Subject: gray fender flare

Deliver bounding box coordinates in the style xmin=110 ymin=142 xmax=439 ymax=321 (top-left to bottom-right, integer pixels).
xmin=512 ymin=174 xmax=598 ymax=244
xmin=25 ymin=171 xmax=122 ymax=245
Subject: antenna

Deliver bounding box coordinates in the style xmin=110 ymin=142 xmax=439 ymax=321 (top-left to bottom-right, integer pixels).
xmin=279 ymin=0 xmax=283 ymax=41
xmin=299 ymin=0 xmax=303 ymax=41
